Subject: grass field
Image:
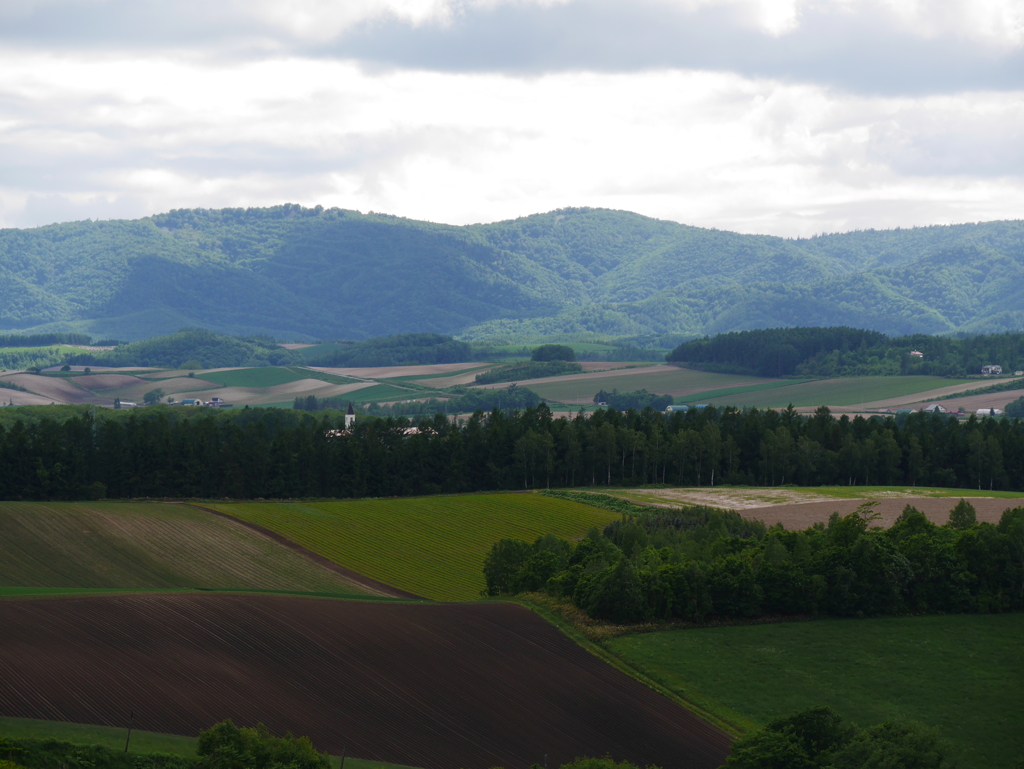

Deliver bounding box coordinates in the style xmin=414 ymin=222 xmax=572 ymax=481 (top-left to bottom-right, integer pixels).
xmin=0 ymin=501 xmax=371 ymax=594
xmin=699 ymin=375 xmax=974 ymax=408
xmin=213 ymin=494 xmax=620 ymax=600
xmin=0 ymin=717 xmax=420 ymax=769
xmin=345 ymin=383 xmax=419 ymax=403
xmin=196 ymin=367 xmax=309 ymax=388
xmin=521 ymin=367 xmax=768 ymax=403
xmin=605 ymin=614 xmax=1024 ymax=769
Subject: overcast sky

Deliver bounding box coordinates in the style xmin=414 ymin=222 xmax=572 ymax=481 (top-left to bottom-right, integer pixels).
xmin=1 ymin=0 xmax=1022 ymax=236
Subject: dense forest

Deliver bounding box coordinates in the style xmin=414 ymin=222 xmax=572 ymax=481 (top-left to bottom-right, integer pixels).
xmin=301 ymin=333 xmax=472 ymax=367
xmin=65 ymin=328 xmax=301 ymax=369
xmin=670 ymin=327 xmax=1024 ymax=377
xmin=0 ymin=401 xmax=1021 ymax=500
xmin=1 ymin=205 xmax=1023 ymax=341
xmin=485 ymin=492 xmax=1024 ymax=624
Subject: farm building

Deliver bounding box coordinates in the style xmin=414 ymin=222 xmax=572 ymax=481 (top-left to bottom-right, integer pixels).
xmin=180 ymin=398 xmax=202 ymax=406
xmin=909 ymin=350 xmax=924 ymax=358
xmin=981 ymin=365 xmax=1003 ymax=375
xmin=922 ymin=404 xmax=947 ymax=413
xmin=665 ymin=404 xmax=688 ymax=413
xmin=976 ymin=408 xmax=1004 ymax=417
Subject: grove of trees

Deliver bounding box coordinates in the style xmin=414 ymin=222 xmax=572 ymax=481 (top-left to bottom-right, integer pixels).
xmin=0 ymin=401 xmax=1023 ymax=500
xmin=484 ymin=492 xmax=1024 ymax=623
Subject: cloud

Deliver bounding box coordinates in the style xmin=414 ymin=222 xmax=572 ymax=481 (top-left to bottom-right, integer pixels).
xmin=2 ymin=53 xmax=1024 ymax=236
xmin=0 ymin=1 xmax=1022 ymax=94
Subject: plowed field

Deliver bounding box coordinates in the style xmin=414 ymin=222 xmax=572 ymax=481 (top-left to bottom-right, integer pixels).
xmin=0 ymin=594 xmax=730 ymax=769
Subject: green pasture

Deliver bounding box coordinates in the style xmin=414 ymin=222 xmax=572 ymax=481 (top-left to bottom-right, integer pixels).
xmin=700 ymin=375 xmax=974 ymax=408
xmin=196 ymin=367 xmax=308 ymax=388
xmin=286 ymin=367 xmax=369 ymax=385
xmin=213 ymin=493 xmax=620 ymax=601
xmin=0 ymin=717 xmax=420 ymax=769
xmin=0 ymin=501 xmax=370 ymax=595
xmin=606 ymin=614 xmax=1024 ymax=769
xmin=523 ymin=366 xmax=769 ymax=402
xmin=291 ymin=342 xmax=347 ymax=360
xmin=675 ymin=378 xmax=814 ymax=403
xmin=345 ymin=383 xmax=418 ymax=403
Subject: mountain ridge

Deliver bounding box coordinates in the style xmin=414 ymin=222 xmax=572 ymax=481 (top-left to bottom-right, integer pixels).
xmin=1 ymin=205 xmax=1021 ymax=341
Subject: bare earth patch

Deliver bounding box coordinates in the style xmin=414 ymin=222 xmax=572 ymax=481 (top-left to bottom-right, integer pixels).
xmin=746 ymin=497 xmax=1019 ymax=529
xmin=612 ymin=487 xmax=1024 ymax=529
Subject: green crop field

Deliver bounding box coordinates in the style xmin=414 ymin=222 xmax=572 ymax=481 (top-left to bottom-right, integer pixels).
xmin=213 ymin=494 xmax=620 ymax=600
xmin=522 ymin=366 xmax=770 ymax=403
xmin=0 ymin=717 xmax=420 ymax=769
xmin=346 ymin=383 xmax=419 ymax=403
xmin=606 ymin=614 xmax=1024 ymax=769
xmin=700 ymin=375 xmax=974 ymax=408
xmin=0 ymin=501 xmax=370 ymax=594
xmin=197 ymin=367 xmax=309 ymax=388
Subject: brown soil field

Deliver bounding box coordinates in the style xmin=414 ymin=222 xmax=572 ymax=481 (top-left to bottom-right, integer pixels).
xmin=73 ymin=374 xmax=149 ymax=390
xmin=0 ymin=374 xmax=101 ymax=404
xmin=143 ymin=368 xmax=245 ymax=380
xmin=312 ymin=363 xmax=485 ymax=379
xmin=173 ymin=380 xmax=374 ymax=406
xmin=0 ymin=595 xmax=731 ymax=769
xmin=0 ymin=390 xmax=59 ymax=406
xmin=745 ymin=496 xmax=1021 ymax=529
xmin=471 ymin=365 xmax=674 ymax=390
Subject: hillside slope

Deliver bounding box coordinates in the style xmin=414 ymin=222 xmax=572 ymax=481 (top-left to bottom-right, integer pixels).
xmin=1 ymin=205 xmax=1022 ymax=340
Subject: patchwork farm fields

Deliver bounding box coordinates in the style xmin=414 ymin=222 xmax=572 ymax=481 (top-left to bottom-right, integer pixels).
xmin=3 ymin=356 xmax=1014 ymax=413
xmin=212 ymin=494 xmax=619 ymax=600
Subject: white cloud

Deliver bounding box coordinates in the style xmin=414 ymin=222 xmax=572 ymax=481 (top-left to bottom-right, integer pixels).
xmin=2 ymin=51 xmax=1024 ymax=236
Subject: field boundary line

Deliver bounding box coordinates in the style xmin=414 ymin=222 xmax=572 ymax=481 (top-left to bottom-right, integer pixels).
xmin=185 ymin=504 xmax=425 ymax=600
xmin=512 ymin=598 xmax=747 ymax=740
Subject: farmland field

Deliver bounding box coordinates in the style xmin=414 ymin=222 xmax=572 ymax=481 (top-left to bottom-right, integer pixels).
xmin=194 ymin=367 xmax=310 ymax=388
xmin=213 ymin=494 xmax=619 ymax=600
xmin=605 ymin=614 xmax=1024 ymax=769
xmin=0 ymin=501 xmax=372 ymax=595
xmin=698 ymin=375 xmax=974 ymax=408
xmin=0 ymin=594 xmax=731 ymax=769
xmin=476 ymin=365 xmax=773 ymax=404
xmin=0 ymin=716 xmax=418 ymax=769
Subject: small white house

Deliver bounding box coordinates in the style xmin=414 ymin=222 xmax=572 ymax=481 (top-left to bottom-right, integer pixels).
xmin=981 ymin=365 xmax=1003 ymax=375
xmin=922 ymin=404 xmax=947 ymax=413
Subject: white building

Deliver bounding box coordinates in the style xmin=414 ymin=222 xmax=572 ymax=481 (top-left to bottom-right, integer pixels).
xmin=981 ymin=365 xmax=1003 ymax=375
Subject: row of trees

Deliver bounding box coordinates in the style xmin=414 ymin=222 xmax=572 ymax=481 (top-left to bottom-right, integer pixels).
xmin=485 ymin=493 xmax=1024 ymax=624
xmin=670 ymin=327 xmax=1024 ymax=378
xmin=0 ymin=402 xmax=1023 ymax=500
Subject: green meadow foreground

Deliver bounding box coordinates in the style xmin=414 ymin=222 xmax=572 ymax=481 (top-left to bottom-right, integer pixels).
xmin=0 ymin=501 xmax=371 ymax=595
xmin=213 ymin=494 xmax=618 ymax=600
xmin=0 ymin=717 xmax=419 ymax=769
xmin=605 ymin=613 xmax=1024 ymax=769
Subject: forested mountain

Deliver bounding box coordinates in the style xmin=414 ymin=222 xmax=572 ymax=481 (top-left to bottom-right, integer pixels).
xmin=1 ymin=205 xmax=1022 ymax=341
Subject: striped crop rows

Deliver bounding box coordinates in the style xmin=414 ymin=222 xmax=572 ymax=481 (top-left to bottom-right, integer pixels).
xmin=215 ymin=494 xmax=618 ymax=600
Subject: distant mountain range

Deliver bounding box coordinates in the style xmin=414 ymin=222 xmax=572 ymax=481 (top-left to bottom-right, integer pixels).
xmin=1 ymin=205 xmax=1022 ymax=341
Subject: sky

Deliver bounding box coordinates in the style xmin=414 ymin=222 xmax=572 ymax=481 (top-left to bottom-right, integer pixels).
xmin=1 ymin=0 xmax=1022 ymax=236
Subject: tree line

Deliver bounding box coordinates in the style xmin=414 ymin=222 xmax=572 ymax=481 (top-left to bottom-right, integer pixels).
xmin=669 ymin=327 xmax=1024 ymax=378
xmin=484 ymin=492 xmax=1024 ymax=624
xmin=0 ymin=401 xmax=1023 ymax=500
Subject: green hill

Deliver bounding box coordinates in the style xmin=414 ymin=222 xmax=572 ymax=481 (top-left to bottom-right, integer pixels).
xmin=1 ymin=205 xmax=1022 ymax=340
